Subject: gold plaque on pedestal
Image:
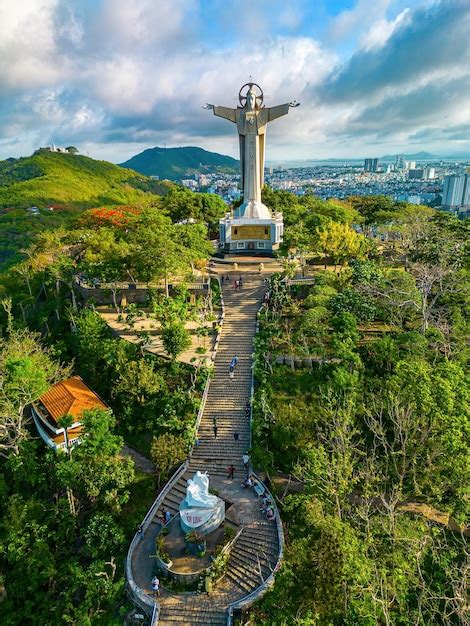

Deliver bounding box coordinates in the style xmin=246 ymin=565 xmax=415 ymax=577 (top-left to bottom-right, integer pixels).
xmin=232 ymin=225 xmax=270 ymax=240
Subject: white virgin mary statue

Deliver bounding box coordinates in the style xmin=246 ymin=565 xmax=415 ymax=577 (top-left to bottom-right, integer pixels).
xmin=206 ymin=84 xmax=299 ymax=220
xmin=185 ymin=471 xmax=218 ymax=509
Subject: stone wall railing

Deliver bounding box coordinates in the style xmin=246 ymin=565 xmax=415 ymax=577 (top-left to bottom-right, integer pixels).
xmin=211 ymin=276 xmax=225 ymax=363
xmin=75 ymin=276 xmax=210 ymax=291
xmin=125 ymin=461 xmax=189 ymax=613
xmin=284 ymin=276 xmax=316 ymax=286
xmin=74 ymin=276 xmax=209 ymax=305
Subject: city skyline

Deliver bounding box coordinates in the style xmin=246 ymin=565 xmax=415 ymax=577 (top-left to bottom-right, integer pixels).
xmin=1 ymin=0 xmax=470 ymax=163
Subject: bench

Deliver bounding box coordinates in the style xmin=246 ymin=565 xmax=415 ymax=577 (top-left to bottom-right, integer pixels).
xmin=254 ymin=482 xmax=266 ymax=497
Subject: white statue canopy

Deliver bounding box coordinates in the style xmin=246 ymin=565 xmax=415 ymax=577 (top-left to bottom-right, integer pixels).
xmin=184 ymin=471 xmax=218 ymax=509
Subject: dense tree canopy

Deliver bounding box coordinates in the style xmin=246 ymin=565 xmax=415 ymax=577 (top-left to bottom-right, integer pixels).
xmin=251 ymin=194 xmax=469 ymax=625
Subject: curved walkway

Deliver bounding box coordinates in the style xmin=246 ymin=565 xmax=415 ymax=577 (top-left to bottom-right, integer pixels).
xmin=127 ymin=274 xmax=283 ymax=625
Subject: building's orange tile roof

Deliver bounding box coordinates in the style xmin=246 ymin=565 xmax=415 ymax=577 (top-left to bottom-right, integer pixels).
xmin=38 ymin=376 xmax=108 ymax=425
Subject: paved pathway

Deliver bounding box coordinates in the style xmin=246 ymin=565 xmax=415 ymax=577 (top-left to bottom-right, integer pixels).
xmin=122 ymin=444 xmax=155 ymax=474
xmin=128 ymin=274 xmax=282 ymax=625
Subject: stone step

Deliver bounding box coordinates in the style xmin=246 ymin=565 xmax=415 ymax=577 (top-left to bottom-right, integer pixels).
xmin=224 ymin=568 xmax=257 ymax=594
xmin=229 ymin=551 xmax=273 ymax=577
xmin=158 ymin=608 xmax=227 ymax=625
xmin=226 ymin=558 xmax=267 ymax=588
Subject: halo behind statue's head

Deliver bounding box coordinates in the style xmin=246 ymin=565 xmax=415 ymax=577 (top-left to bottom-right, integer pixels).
xmin=239 ymin=82 xmax=263 ymax=109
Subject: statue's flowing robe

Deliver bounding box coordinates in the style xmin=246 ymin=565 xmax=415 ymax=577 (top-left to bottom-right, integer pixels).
xmin=213 ymin=104 xmax=289 ymax=215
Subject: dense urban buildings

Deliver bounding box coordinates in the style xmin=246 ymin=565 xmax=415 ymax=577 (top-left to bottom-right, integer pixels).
xmin=181 ymin=157 xmax=470 ymax=216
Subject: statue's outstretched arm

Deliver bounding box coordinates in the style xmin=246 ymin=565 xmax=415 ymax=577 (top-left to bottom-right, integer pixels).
xmin=267 ymin=103 xmax=290 ymax=122
xmin=205 ymin=105 xmax=237 ymax=123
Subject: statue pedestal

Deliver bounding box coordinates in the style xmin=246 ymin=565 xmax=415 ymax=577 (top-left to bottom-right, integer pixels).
xmin=219 ymin=211 xmax=283 ymax=254
xmin=178 ymin=471 xmax=225 ymax=535
xmin=179 ymin=498 xmax=225 ymax=535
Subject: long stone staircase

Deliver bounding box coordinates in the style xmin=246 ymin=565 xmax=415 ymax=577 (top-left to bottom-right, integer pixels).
xmin=127 ymin=274 xmax=283 ymax=625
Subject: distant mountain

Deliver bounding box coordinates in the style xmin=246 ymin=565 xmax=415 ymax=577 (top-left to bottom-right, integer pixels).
xmin=120 ymin=146 xmax=239 ymax=180
xmin=379 ymin=151 xmax=440 ymax=161
xmin=0 ymin=150 xmax=170 ymax=209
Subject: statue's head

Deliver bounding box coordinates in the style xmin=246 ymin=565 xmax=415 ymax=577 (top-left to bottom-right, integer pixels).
xmin=246 ymin=87 xmax=257 ymax=110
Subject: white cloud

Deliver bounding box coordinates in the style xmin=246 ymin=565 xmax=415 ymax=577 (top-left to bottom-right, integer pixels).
xmin=327 ymin=0 xmax=392 ymax=43
xmin=360 ymin=8 xmax=410 ymax=49
xmin=0 ymin=0 xmax=470 ymax=160
xmin=0 ymin=0 xmax=64 ymax=90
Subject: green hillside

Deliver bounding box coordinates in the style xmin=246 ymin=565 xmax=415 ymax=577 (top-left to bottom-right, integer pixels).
xmin=120 ymin=145 xmax=238 ymax=179
xmin=0 ymin=150 xmax=169 ymax=209
xmin=0 ymin=150 xmax=173 ymax=270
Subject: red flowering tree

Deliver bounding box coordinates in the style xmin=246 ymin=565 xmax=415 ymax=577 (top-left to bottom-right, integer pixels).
xmin=81 ymin=205 xmax=141 ymax=228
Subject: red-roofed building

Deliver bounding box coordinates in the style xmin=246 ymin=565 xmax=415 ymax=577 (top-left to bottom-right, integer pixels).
xmin=32 ymin=376 xmax=108 ymax=451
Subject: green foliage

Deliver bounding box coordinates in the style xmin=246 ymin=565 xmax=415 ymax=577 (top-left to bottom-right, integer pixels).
xmin=83 ymin=512 xmax=125 ymax=559
xmin=252 ymin=208 xmax=469 ymax=624
xmin=150 ymin=432 xmax=188 ymax=485
xmin=0 ymin=324 xmax=70 ymax=457
xmin=330 ymin=287 xmax=377 ymax=323
xmin=55 ymin=408 xmax=135 ymax=511
xmin=0 ymin=151 xmax=165 ymax=210
xmin=162 ymin=186 xmax=227 ymax=230
xmin=161 ymin=322 xmax=191 ymax=359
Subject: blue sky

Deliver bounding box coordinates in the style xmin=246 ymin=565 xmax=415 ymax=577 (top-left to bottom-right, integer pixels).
xmin=0 ymin=0 xmax=469 ymax=162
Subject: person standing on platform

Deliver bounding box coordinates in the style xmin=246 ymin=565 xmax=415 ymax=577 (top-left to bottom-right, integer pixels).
xmin=243 ymin=452 xmax=250 ymax=472
xmin=152 ymin=576 xmax=160 ymax=597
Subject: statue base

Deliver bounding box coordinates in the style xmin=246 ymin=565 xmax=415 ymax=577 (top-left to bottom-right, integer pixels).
xmin=179 ymin=498 xmax=225 ymax=535
xmin=219 ymin=211 xmax=283 ymax=254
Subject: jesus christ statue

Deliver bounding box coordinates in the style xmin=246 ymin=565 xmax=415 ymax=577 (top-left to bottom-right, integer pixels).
xmin=205 ymin=83 xmax=299 ymax=220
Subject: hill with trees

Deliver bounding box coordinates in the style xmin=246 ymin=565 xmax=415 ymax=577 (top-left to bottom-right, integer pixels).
xmin=250 ymin=192 xmax=469 ymax=625
xmin=0 ymin=150 xmax=171 ymax=210
xmin=119 ymin=146 xmax=238 ymax=179
xmin=0 ymin=151 xmax=177 ymax=270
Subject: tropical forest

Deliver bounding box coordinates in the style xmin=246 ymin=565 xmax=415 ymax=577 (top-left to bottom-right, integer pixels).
xmin=0 ymin=152 xmax=468 ymax=625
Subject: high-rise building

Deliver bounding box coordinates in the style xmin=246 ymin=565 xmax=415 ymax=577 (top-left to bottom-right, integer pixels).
xmin=404 ymin=161 xmax=416 ymax=170
xmin=396 ymin=155 xmax=405 ymax=169
xmin=408 ymin=169 xmax=424 ymax=180
xmin=364 ymin=158 xmax=378 ymax=172
xmin=441 ymin=174 xmax=470 ymax=210
xmin=407 ymin=167 xmax=435 ymax=180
